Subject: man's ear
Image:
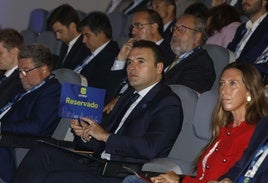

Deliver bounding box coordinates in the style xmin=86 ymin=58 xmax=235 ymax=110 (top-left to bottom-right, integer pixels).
xmin=194 ymin=32 xmax=203 ymax=46
xmin=69 ymin=22 xmax=77 ymax=32
xmin=156 ymin=62 xmax=164 ymax=74
xmin=10 ymin=47 xmax=19 ymax=57
xmin=151 ymin=23 xmax=159 ymax=34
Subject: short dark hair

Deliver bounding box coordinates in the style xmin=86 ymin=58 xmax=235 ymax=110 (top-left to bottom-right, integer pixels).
xmin=154 ymin=0 xmax=176 ymax=16
xmin=79 ymin=11 xmax=112 ymax=39
xmin=47 ymin=4 xmax=80 ymax=29
xmin=132 ymin=40 xmax=164 ymax=65
xmin=184 ymin=2 xmax=208 ymax=19
xmin=19 ymin=44 xmax=54 ymax=71
xmin=0 ymin=28 xmax=24 ymax=50
xmin=137 ymin=9 xmax=164 ymax=37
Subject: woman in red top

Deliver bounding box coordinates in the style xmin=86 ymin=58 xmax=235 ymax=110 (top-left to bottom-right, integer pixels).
xmin=123 ymin=62 xmax=268 ymax=183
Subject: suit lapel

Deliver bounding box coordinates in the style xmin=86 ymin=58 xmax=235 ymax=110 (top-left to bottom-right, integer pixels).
xmin=116 ymin=82 xmax=163 ymax=133
xmin=240 ymin=15 xmax=268 ymax=57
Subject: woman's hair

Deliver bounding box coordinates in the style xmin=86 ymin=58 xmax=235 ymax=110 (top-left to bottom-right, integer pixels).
xmin=206 ymin=4 xmax=241 ymax=36
xmin=194 ymin=62 xmax=268 ymax=171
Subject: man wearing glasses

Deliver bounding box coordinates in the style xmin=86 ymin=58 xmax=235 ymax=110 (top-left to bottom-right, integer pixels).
xmin=0 ymin=44 xmax=61 ymax=182
xmin=164 ymin=14 xmax=216 ymax=93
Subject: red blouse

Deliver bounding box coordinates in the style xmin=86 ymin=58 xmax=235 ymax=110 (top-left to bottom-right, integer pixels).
xmin=183 ymin=122 xmax=255 ymax=183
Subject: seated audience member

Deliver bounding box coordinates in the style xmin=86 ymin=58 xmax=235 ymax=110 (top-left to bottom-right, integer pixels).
xmin=227 ymin=0 xmax=268 ymax=76
xmin=206 ymin=4 xmax=241 ymax=48
xmin=151 ymin=0 xmax=177 ymax=44
xmin=47 ymin=4 xmax=91 ymax=69
xmin=0 ymin=44 xmax=61 ymax=182
xmin=74 ymin=11 xmax=123 ymax=104
xmin=208 ymin=117 xmax=268 ymax=183
xmin=164 ymin=13 xmax=215 ymax=93
xmin=184 ymin=2 xmax=209 ymax=20
xmin=123 ymin=62 xmax=268 ymax=183
xmin=0 ymin=28 xmax=24 ymax=109
xmin=11 ymin=40 xmax=183 ymax=183
xmin=104 ymin=13 xmax=215 ymax=114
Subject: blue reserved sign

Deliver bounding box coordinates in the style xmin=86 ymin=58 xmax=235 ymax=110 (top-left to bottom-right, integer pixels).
xmin=59 ymin=83 xmax=105 ymax=123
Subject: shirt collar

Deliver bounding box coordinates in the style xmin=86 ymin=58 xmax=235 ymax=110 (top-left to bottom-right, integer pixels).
xmin=68 ymin=34 xmax=81 ymax=48
xmin=135 ymin=82 xmax=159 ymax=98
xmin=91 ymin=40 xmax=111 ymax=56
xmin=156 ymin=39 xmax=164 ymax=45
xmin=5 ymin=66 xmax=18 ymax=77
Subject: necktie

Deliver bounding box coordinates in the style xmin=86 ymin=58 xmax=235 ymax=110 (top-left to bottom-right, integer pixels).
xmin=234 ymin=26 xmax=252 ymax=58
xmin=165 ymin=58 xmax=179 ymax=72
xmin=111 ymin=92 xmax=140 ymax=132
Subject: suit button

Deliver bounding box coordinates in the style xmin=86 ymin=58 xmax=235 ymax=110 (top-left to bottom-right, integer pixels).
xmin=206 ymin=165 xmax=209 ymax=169
xmin=215 ymin=148 xmax=219 ymax=152
xmin=222 ymin=159 xmax=227 ymax=163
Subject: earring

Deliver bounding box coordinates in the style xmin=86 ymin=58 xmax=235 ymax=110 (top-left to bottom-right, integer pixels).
xmin=247 ymin=96 xmax=252 ymax=102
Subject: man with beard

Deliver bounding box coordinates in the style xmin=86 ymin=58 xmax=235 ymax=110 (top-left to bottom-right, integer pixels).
xmin=228 ymin=0 xmax=268 ymax=76
xmin=163 ymin=14 xmax=216 ymax=93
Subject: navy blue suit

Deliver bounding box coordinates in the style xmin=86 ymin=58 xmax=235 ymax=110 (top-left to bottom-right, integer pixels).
xmin=164 ymin=47 xmax=216 ymax=93
xmin=11 ymin=81 xmax=183 ymax=183
xmin=58 ymin=35 xmax=91 ymax=70
xmin=0 ymin=69 xmax=24 ymax=109
xmin=163 ymin=19 xmax=176 ymax=46
xmin=80 ymin=40 xmax=124 ymax=104
xmin=228 ymin=14 xmax=268 ymax=75
xmin=220 ymin=116 xmax=268 ymax=183
xmin=0 ymin=76 xmax=61 ymax=182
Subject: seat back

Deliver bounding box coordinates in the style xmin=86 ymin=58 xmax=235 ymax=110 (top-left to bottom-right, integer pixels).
xmin=20 ymin=30 xmax=38 ymax=44
xmin=27 ymin=8 xmax=48 ymax=34
xmin=52 ymin=68 xmax=88 ymax=141
xmin=142 ymin=88 xmax=218 ymax=175
xmin=37 ymin=31 xmax=62 ymax=56
xmin=107 ymin=12 xmax=127 ymax=43
xmin=142 ymin=85 xmax=198 ymax=174
xmin=203 ymin=44 xmax=230 ymax=89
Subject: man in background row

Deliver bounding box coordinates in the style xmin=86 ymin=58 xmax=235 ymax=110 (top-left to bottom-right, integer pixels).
xmin=47 ymin=4 xmax=91 ymax=69
xmin=0 ymin=28 xmax=24 ymax=109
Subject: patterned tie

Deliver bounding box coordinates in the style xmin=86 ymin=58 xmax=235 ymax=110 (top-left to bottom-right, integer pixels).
xmin=165 ymin=57 xmax=180 ymax=72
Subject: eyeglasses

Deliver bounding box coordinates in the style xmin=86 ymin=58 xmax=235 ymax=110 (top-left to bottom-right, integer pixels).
xmin=19 ymin=65 xmax=43 ymax=77
xmin=129 ymin=22 xmax=154 ymax=31
xmin=170 ymin=25 xmax=201 ymax=33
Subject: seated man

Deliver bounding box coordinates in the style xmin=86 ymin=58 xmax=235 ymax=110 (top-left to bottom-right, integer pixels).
xmin=47 ymin=4 xmax=91 ymax=69
xmin=0 ymin=28 xmax=24 ymax=109
xmin=0 ymin=44 xmax=61 ymax=182
xmin=11 ymin=40 xmax=183 ymax=183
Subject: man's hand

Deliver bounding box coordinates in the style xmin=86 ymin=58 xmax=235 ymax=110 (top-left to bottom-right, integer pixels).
xmin=70 ymin=119 xmax=89 ymax=137
xmin=81 ymin=117 xmax=111 ymax=142
xmin=116 ymin=38 xmax=136 ymax=61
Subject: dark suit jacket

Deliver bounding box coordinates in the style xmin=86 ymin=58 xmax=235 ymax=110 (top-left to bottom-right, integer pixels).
xmin=159 ymin=39 xmax=176 ymax=68
xmin=1 ymin=76 xmax=61 ymax=137
xmin=80 ymin=40 xmax=124 ymax=103
xmin=228 ymin=14 xmax=268 ymax=75
xmin=74 ymin=82 xmax=183 ymax=164
xmin=58 ymin=35 xmax=91 ymax=70
xmin=164 ymin=48 xmax=216 ymax=93
xmin=163 ymin=19 xmax=176 ymax=46
xmin=0 ymin=69 xmax=24 ymax=109
xmin=220 ymin=116 xmax=268 ymax=183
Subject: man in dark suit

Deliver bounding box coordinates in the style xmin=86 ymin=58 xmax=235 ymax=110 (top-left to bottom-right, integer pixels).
xmin=151 ymin=0 xmax=177 ymax=44
xmin=208 ymin=116 xmax=268 ymax=183
xmin=0 ymin=44 xmax=61 ymax=182
xmin=11 ymin=40 xmax=183 ymax=183
xmin=74 ymin=11 xmax=123 ymax=104
xmin=164 ymin=14 xmax=216 ymax=93
xmin=47 ymin=4 xmax=91 ymax=69
xmin=227 ymin=0 xmax=268 ymax=75
xmin=0 ymin=29 xmax=24 ymax=109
